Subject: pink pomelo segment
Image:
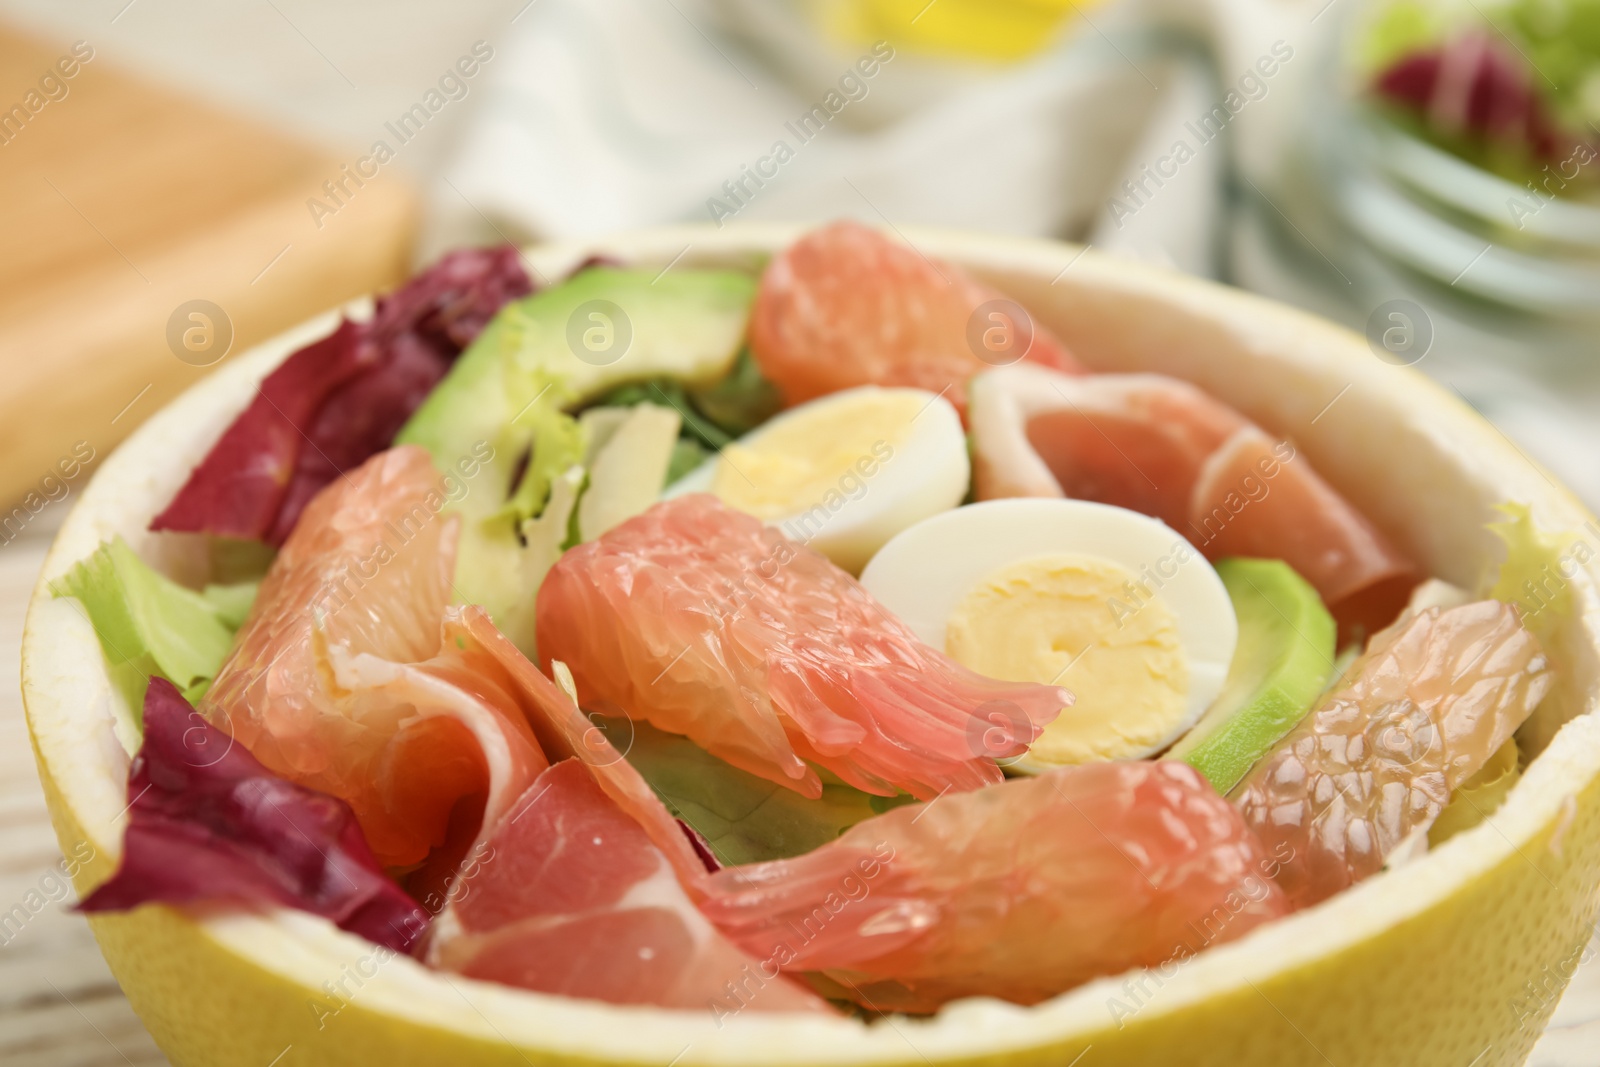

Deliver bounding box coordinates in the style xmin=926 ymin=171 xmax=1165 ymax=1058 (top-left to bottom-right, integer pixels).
xmin=749 ymin=221 xmax=1086 ymax=418
xmin=203 ymin=446 xmax=547 ymax=877
xmin=700 ymin=761 xmax=1289 ymax=1012
xmin=428 ymin=760 xmax=829 ymax=1013
xmin=1233 ymin=599 xmax=1551 ymax=909
xmin=969 ymin=365 xmax=1418 ymax=636
xmin=535 ymin=494 xmax=1070 ymax=801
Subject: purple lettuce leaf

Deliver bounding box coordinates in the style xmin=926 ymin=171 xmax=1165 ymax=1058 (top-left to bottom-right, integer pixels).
xmin=152 ymin=245 xmax=533 ymax=546
xmin=79 ymin=678 xmax=429 ymax=954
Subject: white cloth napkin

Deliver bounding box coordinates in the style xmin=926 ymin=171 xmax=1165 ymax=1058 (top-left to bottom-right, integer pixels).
xmin=427 ymin=0 xmax=1325 ymax=278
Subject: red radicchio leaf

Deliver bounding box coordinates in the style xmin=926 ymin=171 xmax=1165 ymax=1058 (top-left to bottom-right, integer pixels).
xmin=79 ymin=677 xmax=430 ymax=955
xmin=678 ymin=819 xmax=721 ymax=874
xmin=151 ymin=245 xmax=533 ymax=546
xmin=1374 ymin=36 xmax=1565 ymax=160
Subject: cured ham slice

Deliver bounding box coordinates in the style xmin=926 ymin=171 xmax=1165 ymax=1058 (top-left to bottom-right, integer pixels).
xmin=203 ymin=447 xmax=547 ymax=880
xmin=426 ymin=760 xmax=829 ymax=1014
xmin=450 ymin=606 xmax=710 ymax=890
xmin=700 ymin=761 xmax=1288 ymax=1013
xmin=421 ymin=608 xmax=827 ymax=1012
xmin=535 ymin=495 xmax=1070 ymax=801
xmin=968 ymin=365 xmax=1418 ymax=635
xmin=749 ymin=221 xmax=1086 ymax=418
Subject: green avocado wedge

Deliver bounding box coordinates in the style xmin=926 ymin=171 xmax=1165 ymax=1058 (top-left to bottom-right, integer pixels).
xmin=397 ymin=266 xmax=757 ymax=523
xmin=1166 ymin=558 xmax=1336 ymax=793
xmin=394 ymin=266 xmax=757 ymax=652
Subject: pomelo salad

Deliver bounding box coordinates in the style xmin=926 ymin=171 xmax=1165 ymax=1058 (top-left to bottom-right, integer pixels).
xmin=56 ymin=222 xmax=1565 ymax=1017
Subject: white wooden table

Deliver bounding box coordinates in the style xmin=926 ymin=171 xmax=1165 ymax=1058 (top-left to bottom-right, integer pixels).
xmin=1 ymin=512 xmax=1597 ymax=1067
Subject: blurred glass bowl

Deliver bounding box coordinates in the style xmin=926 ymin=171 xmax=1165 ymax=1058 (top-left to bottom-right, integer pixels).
xmin=1337 ymin=105 xmax=1600 ymax=319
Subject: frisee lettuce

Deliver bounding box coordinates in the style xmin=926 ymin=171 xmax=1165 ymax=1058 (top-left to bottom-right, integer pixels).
xmin=1429 ymin=737 xmax=1521 ymax=847
xmin=1484 ymin=501 xmax=1581 ymax=631
xmin=1482 ymin=501 xmax=1590 ymax=754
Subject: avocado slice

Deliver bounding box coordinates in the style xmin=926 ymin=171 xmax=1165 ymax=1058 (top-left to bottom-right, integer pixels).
xmin=398 ymin=266 xmax=756 ymax=516
xmin=394 ymin=266 xmax=757 ymax=652
xmin=1167 ymin=558 xmax=1336 ymax=793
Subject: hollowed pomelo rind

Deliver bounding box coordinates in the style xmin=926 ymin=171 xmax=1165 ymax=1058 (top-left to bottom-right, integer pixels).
xmin=23 ymin=226 xmax=1600 ymax=1067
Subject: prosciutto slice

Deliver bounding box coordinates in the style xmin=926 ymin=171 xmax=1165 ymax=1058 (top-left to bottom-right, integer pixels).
xmin=427 ymin=760 xmax=829 ymax=1013
xmin=969 ymin=365 xmax=1417 ymax=636
xmin=202 ymin=448 xmax=547 ymax=889
xmin=426 ymin=609 xmax=829 ymax=1013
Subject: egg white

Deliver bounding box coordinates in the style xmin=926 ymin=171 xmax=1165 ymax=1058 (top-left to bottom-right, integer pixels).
xmin=859 ymin=498 xmax=1238 ymax=768
xmin=667 ymin=386 xmax=969 ymax=573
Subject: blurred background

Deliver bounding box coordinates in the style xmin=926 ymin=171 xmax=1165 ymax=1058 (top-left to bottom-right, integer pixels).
xmin=0 ymin=0 xmax=1597 ymax=1063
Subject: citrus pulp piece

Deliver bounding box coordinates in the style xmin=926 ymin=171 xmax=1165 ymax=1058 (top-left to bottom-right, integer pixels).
xmin=535 ymin=494 xmax=1071 ymax=801
xmin=700 ymin=760 xmax=1289 ymax=1013
xmin=1231 ymin=599 xmax=1553 ymax=909
xmin=202 ymin=446 xmax=548 ymax=874
xmin=748 ymin=221 xmax=1084 ymax=417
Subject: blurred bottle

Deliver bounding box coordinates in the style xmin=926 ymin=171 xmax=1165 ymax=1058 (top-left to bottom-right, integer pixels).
xmin=811 ymin=0 xmax=1111 ymax=62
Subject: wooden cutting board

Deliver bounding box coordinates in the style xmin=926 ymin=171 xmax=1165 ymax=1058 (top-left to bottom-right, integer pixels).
xmin=0 ymin=23 xmax=417 ymax=515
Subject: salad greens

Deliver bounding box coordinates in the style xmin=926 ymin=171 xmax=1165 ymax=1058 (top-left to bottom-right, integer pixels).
xmin=1485 ymin=501 xmax=1579 ymax=632
xmin=79 ymin=679 xmax=429 ymax=954
xmin=596 ymin=379 xmax=733 ymax=450
xmin=49 ymin=537 xmax=255 ymax=717
xmin=588 ymin=352 xmax=783 ymax=487
xmin=685 ymin=349 xmax=783 ymax=437
xmin=1362 ymin=0 xmax=1600 ymax=190
xmin=601 ymin=715 xmax=913 ymax=866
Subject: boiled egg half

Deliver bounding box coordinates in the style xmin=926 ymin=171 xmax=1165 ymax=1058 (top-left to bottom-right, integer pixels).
xmin=668 ymin=385 xmax=968 ymax=572
xmin=859 ymin=498 xmax=1237 ymax=770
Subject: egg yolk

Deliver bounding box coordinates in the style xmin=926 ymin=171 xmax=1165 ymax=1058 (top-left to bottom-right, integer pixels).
xmin=710 ymin=390 xmax=922 ymax=519
xmin=945 ymin=553 xmax=1189 ymax=765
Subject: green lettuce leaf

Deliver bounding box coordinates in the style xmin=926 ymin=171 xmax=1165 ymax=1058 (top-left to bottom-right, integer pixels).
xmin=686 ymin=349 xmax=782 ymax=437
xmin=598 ymin=716 xmax=912 ymax=865
xmin=49 ymin=537 xmax=249 ymax=721
xmin=1356 ymin=0 xmax=1449 ymax=77
xmin=201 ymin=580 xmax=260 ymax=629
xmin=596 ymin=379 xmax=733 ymax=450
